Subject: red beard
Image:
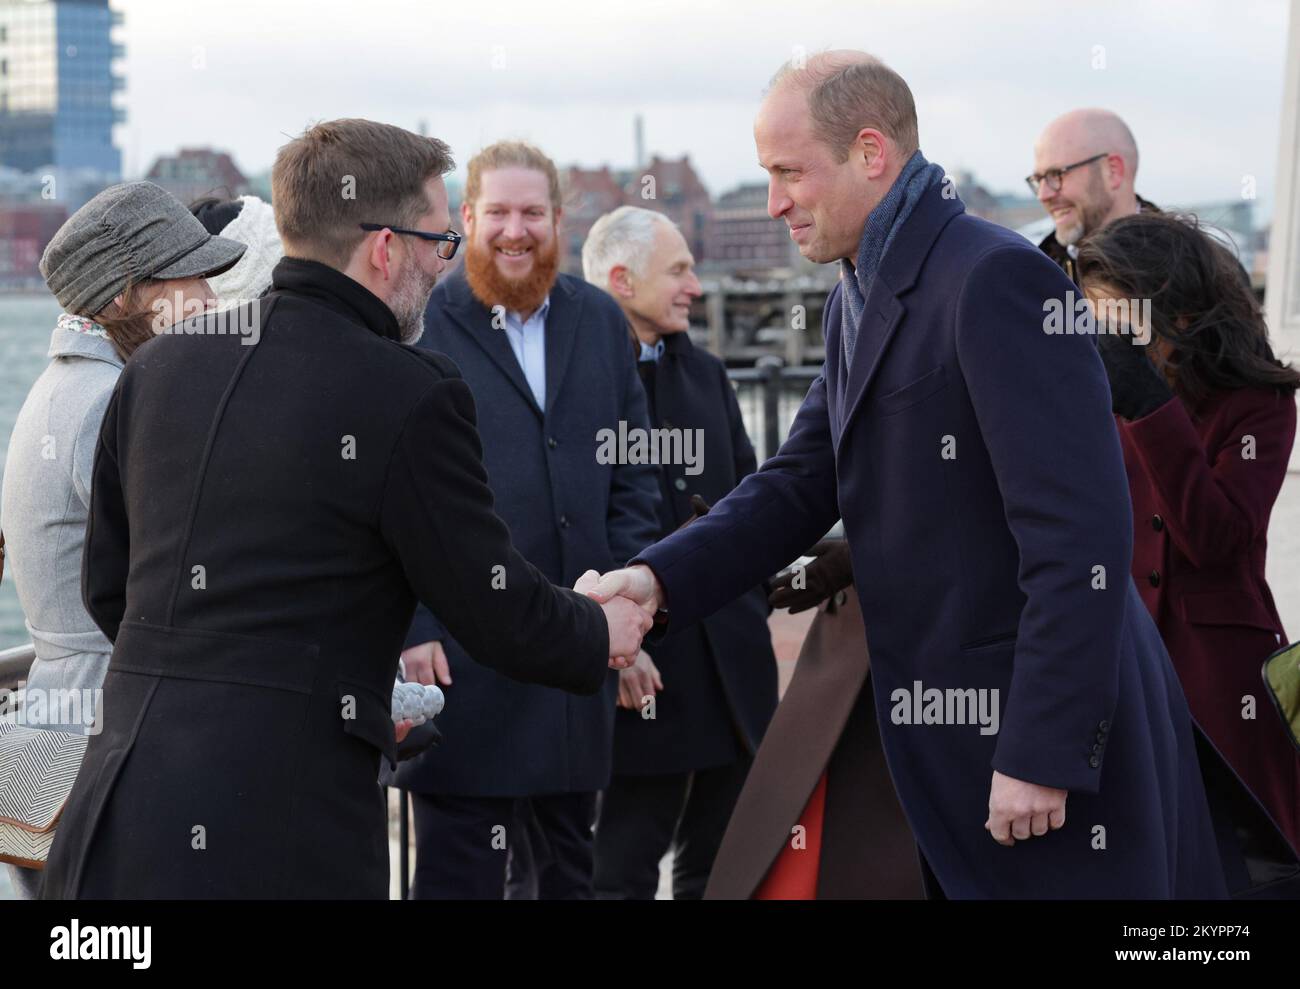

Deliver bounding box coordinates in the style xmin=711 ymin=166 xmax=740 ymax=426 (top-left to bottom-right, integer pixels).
xmin=464 ymin=234 xmax=560 ymax=315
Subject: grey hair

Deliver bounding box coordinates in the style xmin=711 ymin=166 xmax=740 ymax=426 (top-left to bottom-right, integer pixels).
xmin=582 ymin=206 xmax=676 ymax=289
xmin=769 ymin=50 xmax=919 ymax=162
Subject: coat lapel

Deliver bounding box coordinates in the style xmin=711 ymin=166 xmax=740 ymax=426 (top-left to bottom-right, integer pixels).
xmin=543 ymin=277 xmax=581 ymax=417
xmin=836 ymin=284 xmax=906 ymax=452
xmin=834 ymin=190 xmax=966 ymax=454
xmin=441 ymin=274 xmax=542 ymax=419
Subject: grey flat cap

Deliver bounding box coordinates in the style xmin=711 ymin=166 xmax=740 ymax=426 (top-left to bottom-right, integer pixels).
xmin=40 ymin=181 xmax=247 ymax=316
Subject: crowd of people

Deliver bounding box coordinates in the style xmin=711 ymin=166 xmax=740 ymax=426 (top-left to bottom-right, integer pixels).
xmin=1 ymin=47 xmax=1298 ymax=900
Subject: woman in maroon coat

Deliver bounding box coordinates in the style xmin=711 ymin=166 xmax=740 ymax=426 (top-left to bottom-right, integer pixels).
xmin=1078 ymin=212 xmax=1300 ymax=852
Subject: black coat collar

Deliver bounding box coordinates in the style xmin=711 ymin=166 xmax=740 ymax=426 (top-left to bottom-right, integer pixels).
xmin=271 ymin=257 xmax=403 ymax=342
xmin=1036 ymin=194 xmax=1160 ymax=282
xmin=628 ymin=325 xmax=696 ymax=363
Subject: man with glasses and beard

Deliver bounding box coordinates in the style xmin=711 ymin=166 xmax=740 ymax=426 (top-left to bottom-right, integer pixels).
xmin=394 ymin=141 xmax=661 ymax=900
xmin=39 ymin=120 xmax=652 ymax=899
xmin=1028 ymin=109 xmax=1157 ymax=284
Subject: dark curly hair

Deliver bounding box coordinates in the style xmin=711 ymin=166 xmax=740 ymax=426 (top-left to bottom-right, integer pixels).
xmin=1076 ymin=211 xmax=1299 ymax=409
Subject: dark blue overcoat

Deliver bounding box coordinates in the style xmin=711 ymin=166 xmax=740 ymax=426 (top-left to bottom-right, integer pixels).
xmin=395 ymin=269 xmax=660 ymax=797
xmin=637 ymin=190 xmax=1228 ymax=898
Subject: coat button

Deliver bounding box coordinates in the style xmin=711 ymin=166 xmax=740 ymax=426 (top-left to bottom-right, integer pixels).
xmin=1148 ymin=570 xmax=1161 ymax=588
xmin=1151 ymin=514 xmax=1164 ymax=532
xmin=673 ymin=478 xmax=687 ymax=492
xmin=1096 ymin=732 xmax=1106 ymax=743
xmin=559 ymin=515 xmax=569 ymax=528
xmin=547 ymin=436 xmax=558 ymax=449
xmin=1089 ymin=755 xmax=1101 ymax=769
xmin=1098 ymin=720 xmax=1109 ymax=732
xmin=1091 ymin=742 xmax=1102 ymax=753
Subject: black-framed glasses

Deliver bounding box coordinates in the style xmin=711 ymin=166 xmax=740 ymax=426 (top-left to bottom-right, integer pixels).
xmin=359 ymin=223 xmax=462 ymax=261
xmin=1025 ymin=153 xmax=1108 ymax=195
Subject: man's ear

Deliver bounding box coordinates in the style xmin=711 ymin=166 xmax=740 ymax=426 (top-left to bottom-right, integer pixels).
xmin=609 ymin=265 xmax=635 ymax=300
xmin=460 ymin=201 xmax=474 ymax=232
xmin=854 ymin=127 xmax=888 ymax=178
xmin=367 ymin=229 xmax=394 ymax=282
xmin=1105 ymin=153 xmax=1127 ymax=190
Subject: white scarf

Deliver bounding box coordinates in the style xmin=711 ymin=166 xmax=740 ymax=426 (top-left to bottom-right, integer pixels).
xmin=207 ymin=195 xmax=284 ymax=305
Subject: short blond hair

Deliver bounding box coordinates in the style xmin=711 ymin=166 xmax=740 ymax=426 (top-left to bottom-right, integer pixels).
xmin=463 ymin=140 xmax=562 ymax=213
xmin=771 ymin=51 xmax=919 ymax=162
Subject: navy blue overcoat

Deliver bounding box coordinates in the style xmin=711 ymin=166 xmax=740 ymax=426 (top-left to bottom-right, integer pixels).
xmin=395 ymin=269 xmax=660 ymax=797
xmin=637 ymin=190 xmax=1228 ymax=898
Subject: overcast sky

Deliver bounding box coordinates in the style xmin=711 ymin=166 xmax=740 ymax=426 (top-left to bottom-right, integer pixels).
xmin=114 ymin=0 xmax=1289 ymax=216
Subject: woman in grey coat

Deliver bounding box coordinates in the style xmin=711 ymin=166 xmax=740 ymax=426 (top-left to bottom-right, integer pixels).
xmin=0 ymin=182 xmax=244 ymax=898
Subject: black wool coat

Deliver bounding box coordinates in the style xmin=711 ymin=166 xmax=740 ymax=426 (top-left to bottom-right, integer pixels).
xmin=40 ymin=258 xmax=610 ymax=899
xmin=613 ymin=330 xmax=777 ymax=776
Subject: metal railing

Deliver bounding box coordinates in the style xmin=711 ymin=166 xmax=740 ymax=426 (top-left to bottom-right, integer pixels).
xmin=0 ymin=643 xmax=34 ymax=691
xmin=727 ymin=356 xmax=821 ymax=461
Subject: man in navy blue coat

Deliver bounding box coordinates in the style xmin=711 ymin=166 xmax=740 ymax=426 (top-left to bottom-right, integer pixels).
xmin=590 ymin=51 xmax=1228 ymax=898
xmin=393 ymin=141 xmax=660 ymax=899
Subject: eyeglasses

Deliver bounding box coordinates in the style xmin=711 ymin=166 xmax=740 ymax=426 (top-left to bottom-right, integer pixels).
xmin=359 ymin=223 xmax=462 ymax=261
xmin=1025 ymin=153 xmax=1108 ymax=195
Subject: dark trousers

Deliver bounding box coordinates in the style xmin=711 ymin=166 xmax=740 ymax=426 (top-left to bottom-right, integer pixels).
xmin=409 ymin=790 xmax=596 ymax=900
xmin=593 ymin=758 xmax=751 ymax=900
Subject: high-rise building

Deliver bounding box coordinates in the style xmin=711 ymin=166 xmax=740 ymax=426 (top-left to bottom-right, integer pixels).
xmin=0 ymin=0 xmax=124 ymax=176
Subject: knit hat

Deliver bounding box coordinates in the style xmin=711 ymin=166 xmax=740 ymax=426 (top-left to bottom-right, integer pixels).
xmin=205 ymin=196 xmax=284 ymax=303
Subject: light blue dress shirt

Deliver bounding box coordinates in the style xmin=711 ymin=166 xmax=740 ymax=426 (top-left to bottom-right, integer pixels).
xmin=638 ymin=338 xmax=665 ymax=363
xmin=502 ymin=296 xmax=551 ymax=407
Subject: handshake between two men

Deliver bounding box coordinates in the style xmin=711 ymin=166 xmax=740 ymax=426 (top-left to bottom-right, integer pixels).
xmin=574 ymin=565 xmax=662 ymax=670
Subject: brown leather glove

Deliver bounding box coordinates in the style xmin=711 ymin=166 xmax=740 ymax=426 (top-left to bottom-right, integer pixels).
xmin=673 ymin=494 xmax=712 ymax=532
xmin=768 ymin=539 xmax=854 ymax=613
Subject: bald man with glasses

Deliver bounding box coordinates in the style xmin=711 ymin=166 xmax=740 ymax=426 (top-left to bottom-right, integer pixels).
xmin=1028 ymin=108 xmax=1157 ymax=283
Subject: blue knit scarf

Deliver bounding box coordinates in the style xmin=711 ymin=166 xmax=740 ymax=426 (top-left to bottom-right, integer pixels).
xmin=840 ymin=150 xmax=947 ymax=365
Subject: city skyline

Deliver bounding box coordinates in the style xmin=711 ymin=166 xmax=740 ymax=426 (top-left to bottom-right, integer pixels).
xmin=103 ymin=0 xmax=1288 ymax=215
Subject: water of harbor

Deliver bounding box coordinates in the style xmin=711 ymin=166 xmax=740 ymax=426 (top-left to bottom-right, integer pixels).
xmin=0 ymin=295 xmax=62 ymax=652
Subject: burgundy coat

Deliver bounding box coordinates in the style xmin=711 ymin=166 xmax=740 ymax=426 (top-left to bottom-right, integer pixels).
xmin=1117 ymin=387 xmax=1300 ymax=851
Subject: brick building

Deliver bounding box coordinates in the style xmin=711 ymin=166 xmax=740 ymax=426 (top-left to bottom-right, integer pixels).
xmin=559 ymin=155 xmax=713 ymax=274
xmin=144 ymin=148 xmax=249 ymax=207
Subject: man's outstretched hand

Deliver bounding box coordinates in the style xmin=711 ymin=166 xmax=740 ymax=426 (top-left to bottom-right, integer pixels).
xmin=985 ymin=770 xmax=1067 ymax=846
xmin=581 ymin=564 xmax=664 ymax=615
xmin=575 ymin=569 xmax=656 ymax=669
